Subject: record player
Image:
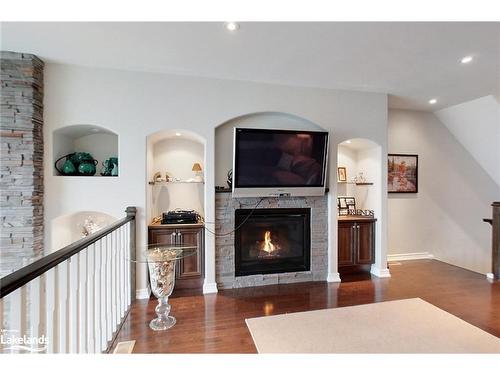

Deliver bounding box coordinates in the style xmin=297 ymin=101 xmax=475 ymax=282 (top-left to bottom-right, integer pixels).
xmin=162 ymin=209 xmax=199 ymax=224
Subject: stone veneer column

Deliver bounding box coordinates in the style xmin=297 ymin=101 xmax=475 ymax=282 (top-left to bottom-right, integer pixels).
xmin=0 ymin=51 xmax=44 ymax=275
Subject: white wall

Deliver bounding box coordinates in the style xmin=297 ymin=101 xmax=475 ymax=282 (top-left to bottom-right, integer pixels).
xmin=357 ymin=147 xmax=380 ymax=211
xmin=337 ymin=145 xmax=357 ymax=197
xmin=43 ymin=63 xmax=389 ymax=295
xmin=388 ymin=109 xmax=499 ymax=274
xmin=435 ymin=95 xmax=500 ymax=187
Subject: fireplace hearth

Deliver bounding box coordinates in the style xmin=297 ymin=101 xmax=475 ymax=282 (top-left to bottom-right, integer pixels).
xmin=235 ymin=208 xmax=311 ymax=276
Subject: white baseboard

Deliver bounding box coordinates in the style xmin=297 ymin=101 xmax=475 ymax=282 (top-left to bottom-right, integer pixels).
xmin=486 ymin=273 xmax=495 ymax=280
xmin=327 ymin=272 xmax=341 ymax=283
xmin=370 ymin=265 xmax=391 ymax=278
xmin=203 ymin=282 xmax=218 ymax=294
xmin=135 ymin=287 xmax=151 ymax=300
xmin=387 ymin=252 xmax=434 ymax=262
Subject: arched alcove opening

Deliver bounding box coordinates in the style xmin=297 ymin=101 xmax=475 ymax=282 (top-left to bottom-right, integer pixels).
xmin=214 ymin=112 xmax=326 ymax=188
xmin=337 ymin=137 xmax=386 ymax=277
xmin=210 ymin=112 xmax=331 ymax=290
xmin=53 ymin=124 xmax=118 ymax=177
xmin=146 ymin=129 xmax=206 ymax=223
xmin=337 ymin=138 xmax=381 ymax=210
xmin=50 ymin=211 xmax=117 ymax=251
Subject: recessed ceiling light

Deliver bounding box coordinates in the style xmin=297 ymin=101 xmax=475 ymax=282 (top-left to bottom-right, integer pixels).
xmin=429 ymin=99 xmax=437 ymax=105
xmin=175 ymin=132 xmax=181 ymax=137
xmin=345 ymin=140 xmax=352 ymax=144
xmin=460 ymin=55 xmax=473 ymax=64
xmin=91 ymin=128 xmax=100 ymax=132
xmin=225 ymin=22 xmax=239 ymax=31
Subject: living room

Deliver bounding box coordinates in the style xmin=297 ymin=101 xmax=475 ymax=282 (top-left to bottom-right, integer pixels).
xmin=0 ymin=1 xmax=499 ymax=373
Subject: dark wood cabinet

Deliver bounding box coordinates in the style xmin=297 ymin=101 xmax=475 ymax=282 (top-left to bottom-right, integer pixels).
xmin=338 ymin=217 xmax=376 ymax=270
xmin=148 ymin=223 xmax=204 ymax=290
xmin=338 ymin=221 xmax=355 ymax=266
xmin=356 ymin=222 xmax=375 ymax=264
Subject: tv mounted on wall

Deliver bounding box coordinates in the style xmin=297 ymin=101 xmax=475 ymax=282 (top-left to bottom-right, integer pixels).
xmin=232 ymin=128 xmax=329 ymax=198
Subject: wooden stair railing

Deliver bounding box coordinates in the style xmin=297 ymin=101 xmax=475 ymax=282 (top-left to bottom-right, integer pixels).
xmin=484 ymin=202 xmax=500 ymax=280
xmin=0 ymin=206 xmax=136 ymax=353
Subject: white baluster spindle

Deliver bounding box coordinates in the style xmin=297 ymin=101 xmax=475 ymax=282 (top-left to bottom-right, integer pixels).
xmin=86 ymin=243 xmax=95 ymax=353
xmin=45 ymin=268 xmax=57 ymax=353
xmin=56 ymin=262 xmax=68 ymax=353
xmin=77 ymin=248 xmax=88 ymax=353
xmin=28 ymin=277 xmax=41 ymax=353
xmin=68 ymin=256 xmax=79 ymax=353
xmin=94 ymin=239 xmax=102 ymax=353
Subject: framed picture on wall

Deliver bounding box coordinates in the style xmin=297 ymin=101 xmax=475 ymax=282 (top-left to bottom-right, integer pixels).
xmin=337 ymin=167 xmax=347 ymax=182
xmin=388 ymin=154 xmax=418 ymax=193
xmin=337 ymin=196 xmax=356 ymax=215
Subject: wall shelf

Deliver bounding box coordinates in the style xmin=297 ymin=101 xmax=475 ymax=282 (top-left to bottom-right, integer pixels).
xmin=337 ymin=181 xmax=373 ymax=186
xmin=149 ymin=180 xmax=205 ymax=186
xmin=55 ymin=175 xmax=118 ymax=178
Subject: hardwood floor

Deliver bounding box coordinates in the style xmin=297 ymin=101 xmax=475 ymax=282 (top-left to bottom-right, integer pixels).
xmin=111 ymin=260 xmax=500 ymax=353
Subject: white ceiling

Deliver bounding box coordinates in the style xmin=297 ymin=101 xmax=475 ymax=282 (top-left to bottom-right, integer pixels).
xmin=1 ymin=22 xmax=499 ymax=111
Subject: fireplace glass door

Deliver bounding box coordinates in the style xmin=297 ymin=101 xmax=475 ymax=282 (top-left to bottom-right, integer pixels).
xmin=234 ymin=208 xmax=311 ymax=276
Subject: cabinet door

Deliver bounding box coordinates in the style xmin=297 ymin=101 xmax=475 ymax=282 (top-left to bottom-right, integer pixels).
xmin=149 ymin=228 xmax=177 ymax=245
xmin=338 ymin=222 xmax=355 ymax=266
xmin=177 ymin=228 xmax=204 ymax=281
xmin=356 ymin=222 xmax=375 ymax=264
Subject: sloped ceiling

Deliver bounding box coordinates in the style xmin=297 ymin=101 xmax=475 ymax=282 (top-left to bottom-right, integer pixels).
xmin=435 ymin=95 xmax=500 ymax=187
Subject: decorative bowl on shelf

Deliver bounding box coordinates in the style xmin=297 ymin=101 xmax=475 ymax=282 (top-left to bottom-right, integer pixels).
xmin=55 ymin=152 xmax=98 ymax=176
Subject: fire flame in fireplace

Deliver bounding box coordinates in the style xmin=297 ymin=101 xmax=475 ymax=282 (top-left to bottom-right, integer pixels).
xmin=262 ymin=230 xmax=278 ymax=254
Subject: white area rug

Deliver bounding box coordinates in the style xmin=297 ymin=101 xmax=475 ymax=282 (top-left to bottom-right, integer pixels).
xmin=245 ymin=298 xmax=500 ymax=353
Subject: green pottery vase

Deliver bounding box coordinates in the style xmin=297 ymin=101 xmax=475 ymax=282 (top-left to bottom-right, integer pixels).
xmin=78 ymin=159 xmax=98 ymax=175
xmin=62 ymin=159 xmax=76 ymax=175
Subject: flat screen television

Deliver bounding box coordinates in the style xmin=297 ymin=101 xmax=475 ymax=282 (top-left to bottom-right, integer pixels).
xmin=232 ymin=128 xmax=329 ymax=197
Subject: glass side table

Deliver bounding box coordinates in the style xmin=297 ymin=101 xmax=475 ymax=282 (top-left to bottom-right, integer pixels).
xmin=133 ymin=244 xmax=197 ymax=331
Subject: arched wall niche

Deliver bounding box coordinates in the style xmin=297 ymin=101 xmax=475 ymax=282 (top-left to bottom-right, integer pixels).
xmin=146 ymin=129 xmax=206 ymax=223
xmin=214 ymin=111 xmax=327 ymax=188
xmin=337 ymin=138 xmax=380 ymax=208
xmin=52 ymin=124 xmax=119 ymax=176
xmin=336 ymin=137 xmax=385 ymax=276
xmin=50 ymin=210 xmax=117 ymax=252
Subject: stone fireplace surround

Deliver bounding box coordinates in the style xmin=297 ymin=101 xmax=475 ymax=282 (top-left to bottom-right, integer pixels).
xmin=215 ymin=193 xmax=328 ymax=289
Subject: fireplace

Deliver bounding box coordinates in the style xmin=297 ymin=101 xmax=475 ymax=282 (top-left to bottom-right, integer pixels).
xmin=234 ymin=208 xmax=311 ymax=276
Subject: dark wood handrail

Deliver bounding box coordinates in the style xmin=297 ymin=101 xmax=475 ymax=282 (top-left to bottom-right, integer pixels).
xmin=0 ymin=206 xmax=137 ymax=299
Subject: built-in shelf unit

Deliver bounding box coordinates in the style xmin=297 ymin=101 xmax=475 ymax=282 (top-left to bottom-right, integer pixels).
xmin=337 ymin=138 xmax=380 ymax=212
xmin=147 ymin=131 xmax=205 ymax=222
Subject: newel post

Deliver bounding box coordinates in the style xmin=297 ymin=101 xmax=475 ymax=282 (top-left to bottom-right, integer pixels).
xmin=126 ymin=206 xmax=137 ymax=301
xmin=492 ymin=202 xmax=500 ymax=280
